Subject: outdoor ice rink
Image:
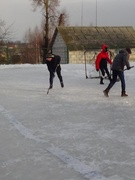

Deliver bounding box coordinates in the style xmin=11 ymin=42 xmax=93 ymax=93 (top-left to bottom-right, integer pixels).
xmin=0 ymin=63 xmax=135 ymax=180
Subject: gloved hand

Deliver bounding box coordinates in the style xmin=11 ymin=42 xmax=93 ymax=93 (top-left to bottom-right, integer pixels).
xmin=96 ymin=69 xmax=99 ymax=72
xmin=127 ymin=67 xmax=131 ymax=70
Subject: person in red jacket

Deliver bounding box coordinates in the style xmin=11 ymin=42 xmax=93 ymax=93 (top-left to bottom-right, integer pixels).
xmin=95 ymin=44 xmax=112 ymax=84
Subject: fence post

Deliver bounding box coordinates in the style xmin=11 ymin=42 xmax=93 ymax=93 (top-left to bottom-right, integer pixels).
xmin=6 ymin=46 xmax=10 ymax=64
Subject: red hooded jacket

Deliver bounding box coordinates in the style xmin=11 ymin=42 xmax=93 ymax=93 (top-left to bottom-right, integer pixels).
xmin=95 ymin=44 xmax=112 ymax=70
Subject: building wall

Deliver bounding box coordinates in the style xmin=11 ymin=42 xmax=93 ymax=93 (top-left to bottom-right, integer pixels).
xmin=52 ymin=33 xmax=68 ymax=64
xmin=130 ymin=48 xmax=135 ymax=60
xmin=69 ymin=48 xmax=135 ymax=64
xmin=69 ymin=50 xmax=97 ymax=64
xmin=109 ymin=48 xmax=135 ymax=61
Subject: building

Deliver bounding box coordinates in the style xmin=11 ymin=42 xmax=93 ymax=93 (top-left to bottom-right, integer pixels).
xmin=50 ymin=26 xmax=135 ymax=64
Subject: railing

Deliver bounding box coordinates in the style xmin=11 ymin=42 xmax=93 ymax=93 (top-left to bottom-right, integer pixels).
xmin=0 ymin=46 xmax=69 ymax=64
xmin=0 ymin=47 xmax=43 ymax=64
xmin=0 ymin=46 xmax=135 ymax=65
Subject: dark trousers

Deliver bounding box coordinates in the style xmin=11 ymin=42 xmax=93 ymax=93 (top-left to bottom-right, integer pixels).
xmin=49 ymin=66 xmax=63 ymax=85
xmin=105 ymin=70 xmax=125 ymax=92
xmin=100 ymin=62 xmax=111 ymax=83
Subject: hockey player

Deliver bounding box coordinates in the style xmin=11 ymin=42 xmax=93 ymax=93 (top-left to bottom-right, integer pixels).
xmin=103 ymin=48 xmax=132 ymax=97
xmin=46 ymin=53 xmax=64 ymax=89
xmin=95 ymin=44 xmax=112 ymax=84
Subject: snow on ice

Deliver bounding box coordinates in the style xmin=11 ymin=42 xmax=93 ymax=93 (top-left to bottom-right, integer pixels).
xmin=0 ymin=62 xmax=135 ymax=180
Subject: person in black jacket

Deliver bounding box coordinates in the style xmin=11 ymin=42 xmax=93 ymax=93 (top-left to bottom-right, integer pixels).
xmin=46 ymin=53 xmax=64 ymax=89
xmin=103 ymin=48 xmax=132 ymax=97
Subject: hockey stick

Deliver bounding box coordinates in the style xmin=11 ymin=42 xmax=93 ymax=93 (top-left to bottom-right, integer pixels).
xmin=47 ymin=66 xmax=58 ymax=94
xmin=124 ymin=66 xmax=134 ymax=71
xmin=84 ymin=51 xmax=88 ymax=79
xmin=99 ymin=69 xmax=106 ymax=79
xmin=47 ymin=87 xmax=50 ymax=94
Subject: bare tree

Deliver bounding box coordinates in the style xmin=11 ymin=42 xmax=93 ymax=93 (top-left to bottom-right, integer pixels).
xmin=31 ymin=0 xmax=69 ymax=62
xmin=58 ymin=9 xmax=69 ymax=26
xmin=23 ymin=26 xmax=43 ymax=63
xmin=0 ymin=19 xmax=14 ymax=42
xmin=24 ymin=26 xmax=43 ymax=44
xmin=31 ymin=0 xmax=61 ymax=63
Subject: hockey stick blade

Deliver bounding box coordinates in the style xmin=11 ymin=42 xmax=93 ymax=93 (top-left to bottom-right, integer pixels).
xmin=47 ymin=88 xmax=50 ymax=94
xmin=124 ymin=66 xmax=134 ymax=71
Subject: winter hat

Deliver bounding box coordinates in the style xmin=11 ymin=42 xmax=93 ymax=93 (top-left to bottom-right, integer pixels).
xmin=126 ymin=48 xmax=131 ymax=54
xmin=102 ymin=44 xmax=107 ymax=50
xmin=46 ymin=54 xmax=54 ymax=58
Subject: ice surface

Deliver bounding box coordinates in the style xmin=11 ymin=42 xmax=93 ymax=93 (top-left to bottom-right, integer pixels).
xmin=0 ymin=63 xmax=135 ymax=180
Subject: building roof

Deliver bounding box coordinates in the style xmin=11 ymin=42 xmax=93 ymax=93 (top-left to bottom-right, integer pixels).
xmin=52 ymin=26 xmax=135 ymax=50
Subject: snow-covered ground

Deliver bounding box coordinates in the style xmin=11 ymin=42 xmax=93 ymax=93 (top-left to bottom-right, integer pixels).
xmin=0 ymin=62 xmax=135 ymax=180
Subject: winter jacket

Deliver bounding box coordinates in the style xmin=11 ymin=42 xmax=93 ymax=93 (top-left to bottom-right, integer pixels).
xmin=46 ymin=55 xmax=61 ymax=72
xmin=95 ymin=44 xmax=112 ymax=71
xmin=111 ymin=49 xmax=130 ymax=71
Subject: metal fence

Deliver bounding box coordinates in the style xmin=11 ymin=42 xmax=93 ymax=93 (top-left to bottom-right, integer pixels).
xmin=0 ymin=46 xmax=135 ymax=65
xmin=0 ymin=47 xmax=43 ymax=64
xmin=0 ymin=46 xmax=69 ymax=64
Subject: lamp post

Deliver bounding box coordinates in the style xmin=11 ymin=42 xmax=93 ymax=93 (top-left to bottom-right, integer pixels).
xmin=81 ymin=0 xmax=84 ymax=26
xmin=95 ymin=0 xmax=97 ymax=26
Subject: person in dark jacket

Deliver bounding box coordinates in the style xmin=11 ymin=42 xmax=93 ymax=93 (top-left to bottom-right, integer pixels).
xmin=103 ymin=48 xmax=132 ymax=97
xmin=95 ymin=44 xmax=112 ymax=84
xmin=46 ymin=53 xmax=64 ymax=89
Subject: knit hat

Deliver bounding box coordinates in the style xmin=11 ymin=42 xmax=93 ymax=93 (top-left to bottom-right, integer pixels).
xmin=102 ymin=44 xmax=108 ymax=50
xmin=126 ymin=48 xmax=131 ymax=54
xmin=46 ymin=54 xmax=54 ymax=58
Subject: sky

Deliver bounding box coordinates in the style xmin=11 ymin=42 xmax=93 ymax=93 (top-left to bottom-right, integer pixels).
xmin=0 ymin=0 xmax=135 ymax=41
xmin=0 ymin=62 xmax=135 ymax=180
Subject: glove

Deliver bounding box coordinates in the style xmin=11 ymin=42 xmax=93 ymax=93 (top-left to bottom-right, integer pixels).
xmin=127 ymin=67 xmax=131 ymax=70
xmin=96 ymin=69 xmax=99 ymax=72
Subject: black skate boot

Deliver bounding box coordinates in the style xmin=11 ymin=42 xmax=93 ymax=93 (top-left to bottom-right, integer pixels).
xmin=49 ymin=84 xmax=53 ymax=89
xmin=100 ymin=77 xmax=104 ymax=85
xmin=103 ymin=89 xmax=109 ymax=97
xmin=60 ymin=82 xmax=64 ymax=88
xmin=121 ymin=91 xmax=128 ymax=97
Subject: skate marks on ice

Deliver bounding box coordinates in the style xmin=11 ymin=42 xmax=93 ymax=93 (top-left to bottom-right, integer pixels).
xmin=0 ymin=105 xmax=123 ymax=180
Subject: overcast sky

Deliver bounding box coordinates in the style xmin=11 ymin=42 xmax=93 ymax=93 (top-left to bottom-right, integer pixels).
xmin=0 ymin=0 xmax=135 ymax=41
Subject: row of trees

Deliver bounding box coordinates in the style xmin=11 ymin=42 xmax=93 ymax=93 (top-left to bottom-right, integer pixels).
xmin=0 ymin=0 xmax=68 ymax=64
